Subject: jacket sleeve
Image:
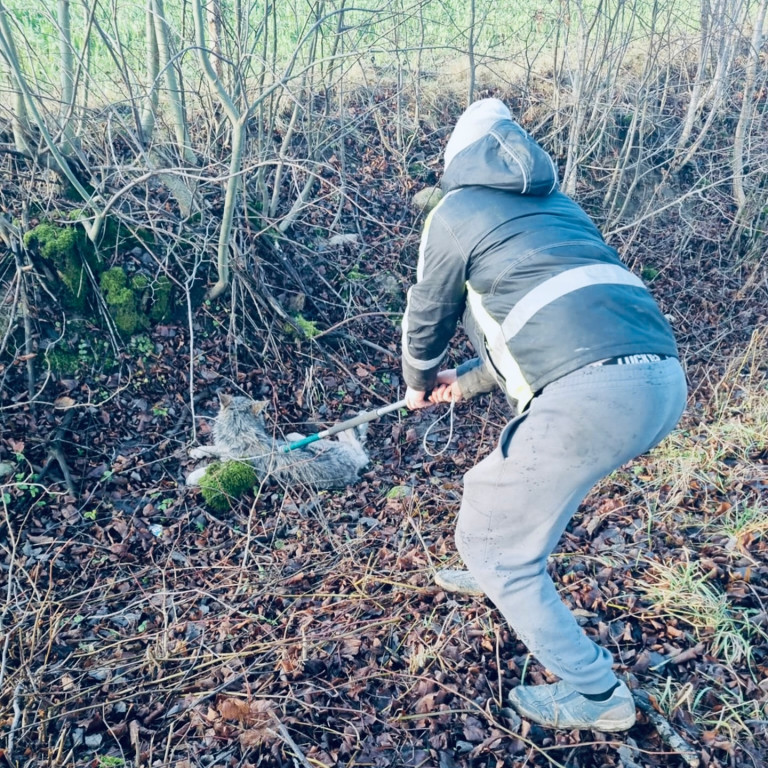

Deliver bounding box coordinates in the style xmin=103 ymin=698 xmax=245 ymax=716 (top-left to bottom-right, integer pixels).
xmin=456 ymin=357 xmax=499 ymax=399
xmin=401 ymin=208 xmax=468 ymax=391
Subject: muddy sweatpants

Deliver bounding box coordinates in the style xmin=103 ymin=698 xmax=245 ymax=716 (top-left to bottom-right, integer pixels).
xmin=455 ymin=357 xmax=687 ymax=694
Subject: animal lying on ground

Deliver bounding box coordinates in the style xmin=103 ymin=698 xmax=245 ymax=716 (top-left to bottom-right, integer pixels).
xmin=186 ymin=394 xmax=369 ymax=489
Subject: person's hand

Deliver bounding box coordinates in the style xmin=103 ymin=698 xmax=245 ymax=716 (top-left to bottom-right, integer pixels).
xmin=405 ymin=387 xmax=431 ymax=410
xmin=429 ymin=369 xmax=463 ymax=404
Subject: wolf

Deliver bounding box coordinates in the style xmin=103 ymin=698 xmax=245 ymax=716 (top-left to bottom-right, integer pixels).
xmin=186 ymin=395 xmax=369 ymax=489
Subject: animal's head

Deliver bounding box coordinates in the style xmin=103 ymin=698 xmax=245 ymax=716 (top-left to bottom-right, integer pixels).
xmin=219 ymin=394 xmax=269 ymax=418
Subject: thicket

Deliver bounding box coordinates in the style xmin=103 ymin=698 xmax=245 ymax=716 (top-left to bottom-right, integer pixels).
xmin=0 ymin=3 xmax=766 ymax=766
xmin=0 ymin=0 xmax=765 ymax=394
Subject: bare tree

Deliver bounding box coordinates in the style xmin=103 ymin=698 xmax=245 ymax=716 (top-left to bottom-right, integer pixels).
xmin=0 ymin=2 xmax=32 ymax=156
xmin=56 ymin=0 xmax=76 ymax=152
xmin=732 ymin=0 xmax=767 ymax=213
xmin=140 ymin=0 xmax=160 ymax=143
xmin=673 ymin=0 xmax=748 ymax=166
xmin=153 ymin=0 xmax=196 ymax=165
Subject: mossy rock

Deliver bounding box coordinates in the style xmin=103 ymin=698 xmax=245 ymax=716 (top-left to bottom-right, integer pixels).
xmin=99 ymin=268 xmax=173 ymax=335
xmin=24 ymin=222 xmax=98 ymax=311
xmin=412 ymin=186 xmax=444 ymax=213
xmin=100 ymin=267 xmax=146 ymax=336
xmin=199 ymin=461 xmax=258 ymax=511
xmin=134 ymin=273 xmax=173 ymax=322
xmin=100 ymin=265 xmax=127 ymax=294
xmin=24 ymin=219 xmax=171 ymax=338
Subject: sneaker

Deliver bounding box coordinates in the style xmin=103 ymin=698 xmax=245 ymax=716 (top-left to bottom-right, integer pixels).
xmin=433 ymin=568 xmax=485 ymax=596
xmin=508 ymin=680 xmax=636 ymax=731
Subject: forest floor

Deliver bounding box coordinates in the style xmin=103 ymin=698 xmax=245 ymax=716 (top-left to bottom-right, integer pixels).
xmin=1 ymin=106 xmax=767 ymax=768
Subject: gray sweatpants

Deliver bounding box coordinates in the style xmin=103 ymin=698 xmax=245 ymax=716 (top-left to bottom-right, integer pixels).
xmin=456 ymin=357 xmax=687 ymax=694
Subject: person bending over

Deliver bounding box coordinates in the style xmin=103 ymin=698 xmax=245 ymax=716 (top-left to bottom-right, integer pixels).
xmin=401 ymin=98 xmax=686 ymax=731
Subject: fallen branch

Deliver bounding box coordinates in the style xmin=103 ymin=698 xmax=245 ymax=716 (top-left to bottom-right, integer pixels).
xmin=7 ymin=682 xmax=23 ymax=767
xmin=38 ymin=409 xmax=77 ymax=496
xmin=633 ymin=689 xmax=701 ymax=768
xmin=269 ymin=714 xmax=314 ymax=768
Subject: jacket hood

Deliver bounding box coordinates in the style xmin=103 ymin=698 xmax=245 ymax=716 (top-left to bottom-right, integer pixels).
xmin=441 ymin=100 xmax=559 ymax=197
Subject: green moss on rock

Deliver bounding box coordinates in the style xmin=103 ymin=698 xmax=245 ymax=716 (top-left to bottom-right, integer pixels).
xmin=99 ymin=268 xmax=173 ymax=335
xmin=148 ymin=275 xmax=173 ymax=321
xmin=24 ymin=222 xmax=92 ymax=311
xmin=100 ymin=266 xmax=127 ymax=294
xmin=199 ymin=461 xmax=257 ymax=511
xmin=25 ymin=219 xmax=172 ymax=337
xmin=131 ymin=274 xmax=149 ymax=291
xmin=129 ymin=273 xmax=173 ymax=321
xmin=100 ymin=267 xmax=146 ymax=335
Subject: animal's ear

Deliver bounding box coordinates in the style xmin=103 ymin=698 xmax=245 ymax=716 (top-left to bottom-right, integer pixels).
xmin=219 ymin=393 xmax=232 ymax=408
xmin=251 ymin=400 xmax=269 ymax=416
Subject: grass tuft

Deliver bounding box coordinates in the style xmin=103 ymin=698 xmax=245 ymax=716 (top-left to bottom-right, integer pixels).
xmin=638 ymin=551 xmax=766 ymax=666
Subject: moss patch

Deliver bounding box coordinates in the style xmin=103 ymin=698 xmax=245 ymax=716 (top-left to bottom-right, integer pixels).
xmin=45 ymin=348 xmax=81 ymax=376
xmin=24 ymin=222 xmax=97 ymax=311
xmin=24 ymin=219 xmax=166 ymax=333
xmin=44 ymin=332 xmax=117 ymax=376
xmin=98 ymin=268 xmax=173 ymax=335
xmin=285 ymin=313 xmax=320 ymax=340
xmin=199 ymin=461 xmax=258 ymax=511
xmin=100 ymin=267 xmax=146 ymax=336
xmin=134 ymin=274 xmax=173 ymax=322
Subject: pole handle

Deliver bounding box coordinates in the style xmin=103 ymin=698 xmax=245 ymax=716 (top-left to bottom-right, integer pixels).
xmin=280 ymin=398 xmax=407 ymax=453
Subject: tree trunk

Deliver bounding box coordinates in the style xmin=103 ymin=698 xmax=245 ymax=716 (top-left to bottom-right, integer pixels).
xmin=152 ymin=0 xmax=196 ymax=165
xmin=207 ymin=0 xmax=223 ymax=79
xmin=467 ymin=0 xmax=476 ymax=105
xmin=0 ymin=3 xmax=32 ymax=156
xmin=732 ymin=0 xmax=767 ymax=211
xmin=191 ymin=0 xmax=244 ymax=298
xmin=140 ymin=0 xmax=160 ymax=143
xmin=57 ymin=0 xmax=76 ymax=152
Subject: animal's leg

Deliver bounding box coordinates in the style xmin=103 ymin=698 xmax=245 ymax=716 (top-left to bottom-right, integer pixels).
xmin=186 ymin=465 xmax=210 ymax=486
xmin=189 ymin=445 xmax=222 ymax=460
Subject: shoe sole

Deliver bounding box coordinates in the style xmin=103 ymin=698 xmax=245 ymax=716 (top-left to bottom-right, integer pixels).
xmin=590 ymin=713 xmax=636 ymax=732
xmin=515 ymin=710 xmax=636 ymax=731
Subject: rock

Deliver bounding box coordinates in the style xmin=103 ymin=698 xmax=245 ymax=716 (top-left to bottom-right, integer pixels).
xmin=327 ymin=233 xmax=360 ymax=247
xmin=84 ymin=733 xmax=103 ymax=748
xmin=412 ymin=186 xmax=444 ymax=213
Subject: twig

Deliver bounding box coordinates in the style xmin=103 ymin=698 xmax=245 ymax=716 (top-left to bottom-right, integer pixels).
xmin=8 ymin=682 xmax=23 ymax=766
xmin=269 ymin=714 xmax=314 ymax=768
xmin=309 ymin=311 xmax=401 ymax=340
xmin=632 ymin=689 xmax=701 ymax=768
xmin=38 ymin=409 xmax=77 ymax=496
xmin=185 ymin=257 xmax=203 ymax=443
xmin=50 ymin=446 xmax=77 ymax=497
xmin=0 ymin=269 xmax=20 ymax=360
xmin=11 ymin=245 xmax=35 ymax=402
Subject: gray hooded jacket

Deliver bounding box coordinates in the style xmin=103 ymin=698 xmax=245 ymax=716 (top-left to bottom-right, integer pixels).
xmin=401 ymin=103 xmax=678 ymax=411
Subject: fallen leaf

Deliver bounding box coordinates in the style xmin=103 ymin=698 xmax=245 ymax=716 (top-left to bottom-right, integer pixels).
xmin=218 ymin=697 xmax=250 ymax=722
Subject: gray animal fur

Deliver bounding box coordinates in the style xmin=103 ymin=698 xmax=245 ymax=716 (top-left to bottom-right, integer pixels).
xmin=186 ymin=395 xmax=369 ymax=489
